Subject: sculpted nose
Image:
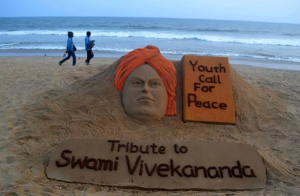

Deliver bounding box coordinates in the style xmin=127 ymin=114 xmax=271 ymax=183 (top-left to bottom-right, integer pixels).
xmin=142 ymin=84 xmax=150 ymax=93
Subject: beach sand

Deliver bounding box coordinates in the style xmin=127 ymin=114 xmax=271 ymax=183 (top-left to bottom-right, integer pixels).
xmin=0 ymin=56 xmax=299 ymax=195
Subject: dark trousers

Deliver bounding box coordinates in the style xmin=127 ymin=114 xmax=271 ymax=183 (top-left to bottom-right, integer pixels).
xmin=86 ymin=50 xmax=94 ymax=63
xmin=60 ymin=50 xmax=76 ymax=65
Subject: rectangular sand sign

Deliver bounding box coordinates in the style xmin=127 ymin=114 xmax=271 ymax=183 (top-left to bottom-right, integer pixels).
xmin=46 ymin=139 xmax=265 ymax=190
xmin=182 ymin=55 xmax=235 ymax=124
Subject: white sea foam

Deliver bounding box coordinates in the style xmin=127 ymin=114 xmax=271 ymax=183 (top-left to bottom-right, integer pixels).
xmin=1 ymin=44 xmax=299 ymax=63
xmin=1 ymin=30 xmax=299 ymax=47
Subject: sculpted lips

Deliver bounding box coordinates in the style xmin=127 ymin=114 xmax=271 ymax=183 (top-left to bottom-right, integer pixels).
xmin=137 ymin=96 xmax=154 ymax=102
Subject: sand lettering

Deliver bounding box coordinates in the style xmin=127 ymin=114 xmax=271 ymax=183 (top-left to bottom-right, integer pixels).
xmin=125 ymin=156 xmax=256 ymax=179
xmin=189 ymin=60 xmax=226 ymax=73
xmin=55 ymin=150 xmax=119 ymax=172
xmin=55 ymin=149 xmax=72 ymax=167
xmin=186 ymin=61 xmax=229 ymax=109
xmin=108 ymin=140 xmax=166 ymax=154
xmin=187 ymin=93 xmax=227 ymax=110
xmin=173 ymin=144 xmax=188 ymax=154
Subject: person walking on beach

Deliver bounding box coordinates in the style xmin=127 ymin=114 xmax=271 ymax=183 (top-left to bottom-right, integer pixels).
xmin=59 ymin=31 xmax=76 ymax=66
xmin=85 ymin=31 xmax=95 ymax=65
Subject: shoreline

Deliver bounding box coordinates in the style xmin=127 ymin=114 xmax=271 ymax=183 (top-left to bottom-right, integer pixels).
xmin=0 ymin=49 xmax=299 ymax=71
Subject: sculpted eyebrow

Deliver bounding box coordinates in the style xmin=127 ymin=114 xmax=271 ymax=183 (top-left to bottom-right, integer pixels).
xmin=128 ymin=76 xmax=143 ymax=81
xmin=128 ymin=76 xmax=163 ymax=82
xmin=150 ymin=78 xmax=163 ymax=81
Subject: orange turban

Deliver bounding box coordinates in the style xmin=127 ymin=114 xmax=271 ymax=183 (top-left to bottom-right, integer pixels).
xmin=115 ymin=45 xmax=177 ymax=115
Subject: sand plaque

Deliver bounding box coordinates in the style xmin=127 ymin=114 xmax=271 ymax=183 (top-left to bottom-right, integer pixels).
xmin=46 ymin=139 xmax=265 ymax=190
xmin=182 ymin=55 xmax=235 ymax=124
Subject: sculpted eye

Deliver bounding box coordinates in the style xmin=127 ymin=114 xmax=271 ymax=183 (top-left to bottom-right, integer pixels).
xmin=151 ymin=81 xmax=160 ymax=87
xmin=132 ymin=81 xmax=142 ymax=85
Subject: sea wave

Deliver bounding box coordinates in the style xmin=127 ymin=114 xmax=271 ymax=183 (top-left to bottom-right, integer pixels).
xmin=1 ymin=45 xmax=299 ymax=63
xmin=0 ymin=30 xmax=67 ymax=36
xmin=161 ymin=50 xmax=300 ymax=63
xmin=195 ymin=28 xmax=240 ymax=33
xmin=1 ymin=30 xmax=299 ymax=47
xmin=283 ymin=33 xmax=300 ymax=37
xmin=123 ymin=25 xmax=166 ymax=30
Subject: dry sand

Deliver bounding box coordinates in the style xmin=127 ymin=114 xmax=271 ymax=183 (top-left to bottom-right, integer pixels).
xmin=0 ymin=56 xmax=299 ymax=195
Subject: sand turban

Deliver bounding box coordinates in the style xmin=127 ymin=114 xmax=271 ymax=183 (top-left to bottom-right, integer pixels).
xmin=115 ymin=45 xmax=177 ymax=115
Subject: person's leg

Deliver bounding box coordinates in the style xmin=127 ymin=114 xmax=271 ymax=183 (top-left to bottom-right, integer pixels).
xmin=90 ymin=50 xmax=94 ymax=61
xmin=70 ymin=51 xmax=76 ymax=66
xmin=85 ymin=50 xmax=88 ymax=64
xmin=86 ymin=50 xmax=92 ymax=64
xmin=59 ymin=51 xmax=71 ymax=65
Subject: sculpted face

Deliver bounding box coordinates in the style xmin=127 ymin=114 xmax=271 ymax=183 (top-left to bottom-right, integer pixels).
xmin=122 ymin=64 xmax=168 ymax=121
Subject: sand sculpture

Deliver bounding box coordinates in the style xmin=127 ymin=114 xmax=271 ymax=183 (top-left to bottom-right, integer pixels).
xmin=1 ymin=52 xmax=299 ymax=195
xmin=114 ymin=45 xmax=177 ymax=121
xmin=45 ymin=47 xmax=265 ymax=189
xmin=114 ymin=46 xmax=236 ymax=124
xmin=46 ymin=139 xmax=265 ymax=190
xmin=120 ymin=64 xmax=169 ymax=121
xmin=182 ymin=55 xmax=236 ymax=124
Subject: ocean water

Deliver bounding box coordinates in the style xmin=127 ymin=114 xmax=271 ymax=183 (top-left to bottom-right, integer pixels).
xmin=0 ymin=17 xmax=300 ymax=63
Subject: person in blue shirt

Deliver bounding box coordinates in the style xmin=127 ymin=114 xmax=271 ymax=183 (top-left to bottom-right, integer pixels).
xmin=85 ymin=31 xmax=95 ymax=65
xmin=59 ymin=31 xmax=76 ymax=66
